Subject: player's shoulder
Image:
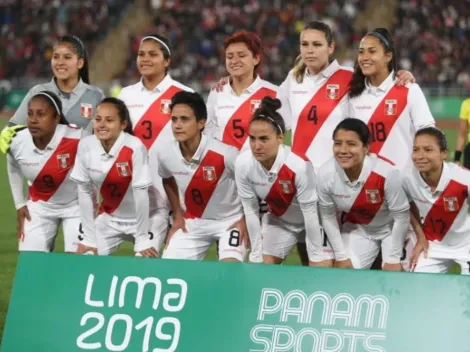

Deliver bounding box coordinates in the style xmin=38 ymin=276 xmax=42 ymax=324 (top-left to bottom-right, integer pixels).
xmin=446 ymin=162 xmax=470 ymax=186
xmin=27 ymin=82 xmax=53 ymax=96
xmin=123 ymin=133 xmax=146 ymax=151
xmin=284 ymin=147 xmax=308 ymax=171
xmin=207 ymin=137 xmax=238 ymax=156
xmin=170 ymin=79 xmax=193 ymax=93
xmin=370 ymin=154 xmax=400 ymax=176
xmin=258 ymin=78 xmax=279 ymax=92
xmin=61 ymin=124 xmax=83 ymax=139
xmin=337 ymin=65 xmax=354 ymax=74
xmin=235 ymin=148 xmax=254 ymax=167
xmin=82 ymin=82 xmax=105 ymax=97
xmin=461 ymin=98 xmax=470 ymax=112
xmin=10 ymin=127 xmax=32 ymax=154
xmin=316 ymin=157 xmax=337 ymax=180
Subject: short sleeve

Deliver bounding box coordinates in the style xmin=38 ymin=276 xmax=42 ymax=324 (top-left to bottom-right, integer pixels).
xmin=131 ymin=143 xmax=152 ymax=189
xmin=408 ymin=84 xmax=435 ymax=131
xmin=157 ymin=151 xmax=172 ymax=179
xmin=460 ymin=99 xmax=470 ymax=121
xmin=234 ymin=153 xmax=256 ymax=200
xmin=384 ymin=168 xmax=410 ymax=212
xmin=295 ymin=161 xmax=318 ymax=205
xmin=70 ymin=140 xmax=91 ymax=184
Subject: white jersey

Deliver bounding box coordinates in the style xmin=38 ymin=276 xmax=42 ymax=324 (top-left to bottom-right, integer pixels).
xmin=7 ymin=124 xmax=83 ymax=216
xmin=235 ymin=145 xmax=317 ymax=226
xmin=158 ymin=134 xmax=242 ymax=221
xmin=281 ymin=60 xmax=352 ymax=167
xmin=70 ymin=132 xmax=152 ymax=220
xmin=348 ymin=71 xmax=435 ymax=170
xmin=118 ymin=75 xmax=193 ymax=196
xmin=317 ymin=154 xmax=409 ymax=232
xmin=206 ymin=76 xmax=291 ymax=151
xmin=403 ymin=162 xmax=470 ymax=247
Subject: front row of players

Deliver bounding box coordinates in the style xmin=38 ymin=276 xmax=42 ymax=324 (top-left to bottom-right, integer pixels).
xmin=7 ymin=90 xmax=470 ymax=274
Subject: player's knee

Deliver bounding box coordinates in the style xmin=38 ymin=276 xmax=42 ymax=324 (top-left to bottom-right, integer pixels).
xmin=263 ymin=255 xmax=283 ymax=264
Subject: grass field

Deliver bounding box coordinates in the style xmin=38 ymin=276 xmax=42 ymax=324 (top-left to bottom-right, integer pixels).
xmin=0 ymin=118 xmax=460 ymax=340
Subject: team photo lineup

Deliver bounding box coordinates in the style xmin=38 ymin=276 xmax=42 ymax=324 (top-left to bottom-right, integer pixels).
xmin=3 ymin=9 xmax=470 ymax=282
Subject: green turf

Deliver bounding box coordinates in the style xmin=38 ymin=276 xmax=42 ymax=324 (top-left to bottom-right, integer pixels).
xmin=0 ymin=120 xmax=461 ymax=339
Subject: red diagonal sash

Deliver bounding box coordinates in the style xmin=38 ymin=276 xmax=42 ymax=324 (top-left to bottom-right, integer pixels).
xmin=344 ymin=172 xmax=386 ymax=225
xmin=222 ymin=87 xmax=276 ymax=150
xmin=292 ymin=69 xmax=351 ymax=160
xmin=30 ymin=137 xmax=79 ymax=202
xmin=264 ymin=164 xmax=297 ymax=217
xmin=133 ymin=85 xmax=182 ymax=150
xmin=99 ymin=146 xmax=134 ymax=214
xmin=423 ymin=180 xmax=468 ymax=241
xmin=367 ymin=86 xmax=409 ymax=160
xmin=184 ymin=150 xmax=225 ymax=219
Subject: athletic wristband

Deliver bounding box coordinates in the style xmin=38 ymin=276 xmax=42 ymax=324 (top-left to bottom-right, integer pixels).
xmin=454 ymin=150 xmax=463 ymax=162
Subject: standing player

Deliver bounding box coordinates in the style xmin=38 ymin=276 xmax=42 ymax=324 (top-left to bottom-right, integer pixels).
xmin=159 ymin=91 xmax=247 ymax=262
xmin=317 ymin=118 xmax=410 ymax=270
xmin=70 ymin=98 xmax=160 ymax=257
xmin=235 ymin=97 xmax=324 ymax=264
xmin=117 ymin=34 xmax=193 ymax=232
xmin=7 ymin=91 xmax=83 ymax=252
xmin=0 ymin=35 xmax=104 ymax=153
xmin=455 ymin=98 xmax=470 ymax=168
xmin=404 ymin=128 xmax=470 ymax=274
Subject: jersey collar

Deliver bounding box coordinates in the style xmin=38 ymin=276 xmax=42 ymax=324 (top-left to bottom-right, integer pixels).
xmin=51 ymin=77 xmax=86 ymax=96
xmin=336 ymin=154 xmax=372 ymax=186
xmin=32 ymin=124 xmax=66 ymax=153
xmin=305 ymin=60 xmax=340 ymax=80
xmin=416 ymin=162 xmax=450 ymax=194
xmin=226 ymin=75 xmax=263 ymax=96
xmin=177 ymin=133 xmax=208 ymax=164
xmin=261 ymin=145 xmax=287 ymax=180
xmin=98 ymin=131 xmax=127 ymax=158
xmin=365 ymin=71 xmax=395 ymax=95
xmin=138 ymin=74 xmax=173 ymax=93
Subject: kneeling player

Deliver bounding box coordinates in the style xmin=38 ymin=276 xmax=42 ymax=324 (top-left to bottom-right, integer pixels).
xmin=235 ymin=97 xmax=324 ymax=264
xmin=70 ymin=98 xmax=166 ymax=257
xmin=7 ymin=91 xmax=83 ymax=252
xmin=317 ymin=118 xmax=410 ymax=270
xmin=404 ymin=127 xmax=470 ymax=274
xmin=158 ymin=91 xmax=247 ymax=262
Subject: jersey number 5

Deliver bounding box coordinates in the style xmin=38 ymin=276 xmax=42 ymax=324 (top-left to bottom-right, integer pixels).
xmin=232 ymin=119 xmax=245 ymax=138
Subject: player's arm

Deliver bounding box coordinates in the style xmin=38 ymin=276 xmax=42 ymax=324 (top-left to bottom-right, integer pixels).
xmin=383 ymin=169 xmax=410 ymax=268
xmin=408 ymin=84 xmax=436 ymax=131
xmin=234 ymin=154 xmax=262 ymax=263
xmin=204 ymin=90 xmax=220 ymax=139
xmin=296 ymin=162 xmax=323 ymax=262
xmin=455 ymin=100 xmax=470 ymax=164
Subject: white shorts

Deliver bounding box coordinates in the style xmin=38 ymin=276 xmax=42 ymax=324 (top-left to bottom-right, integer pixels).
xmin=262 ymin=214 xmax=305 ymax=260
xmin=93 ymin=212 xmax=168 ymax=256
xmin=162 ymin=216 xmax=247 ymax=262
xmin=20 ymin=209 xmax=80 ymax=253
xmin=414 ymin=241 xmax=470 ymax=275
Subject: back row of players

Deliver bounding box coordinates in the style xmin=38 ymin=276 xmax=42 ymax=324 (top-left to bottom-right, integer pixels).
xmin=2 ymin=23 xmax=469 ymax=274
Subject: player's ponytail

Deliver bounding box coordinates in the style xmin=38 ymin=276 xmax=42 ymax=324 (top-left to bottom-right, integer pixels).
xmin=99 ymin=98 xmax=134 ymax=135
xmin=31 ymin=91 xmax=69 ymax=125
xmin=250 ymin=97 xmax=285 ymax=135
xmin=57 ymin=35 xmax=90 ymax=84
xmin=349 ymin=28 xmax=397 ymax=98
xmin=415 ymin=127 xmax=448 ymax=152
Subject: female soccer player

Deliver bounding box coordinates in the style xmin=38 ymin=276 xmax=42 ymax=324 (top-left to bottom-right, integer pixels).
xmin=404 ymin=128 xmax=470 ymax=274
xmin=455 ymin=98 xmax=470 ymax=168
xmin=118 ymin=34 xmax=193 ymax=223
xmin=235 ymin=97 xmax=324 ymax=264
xmin=70 ymin=98 xmax=163 ymax=257
xmin=0 ymin=35 xmax=104 ymax=154
xmin=158 ymin=91 xmax=247 ymax=262
xmin=7 ymin=91 xmax=84 ymax=252
xmin=317 ymin=118 xmax=410 ymax=270
xmin=348 ymin=28 xmax=435 ymax=171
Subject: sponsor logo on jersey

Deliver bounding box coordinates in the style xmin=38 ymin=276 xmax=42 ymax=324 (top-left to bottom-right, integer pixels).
xmin=326 ymin=84 xmax=340 ymax=100
xmin=116 ymin=162 xmax=131 ymax=177
xmin=384 ymin=99 xmax=397 ymax=116
xmin=250 ymin=100 xmax=262 ymax=113
xmin=80 ymin=103 xmax=93 ymax=119
xmin=57 ymin=153 xmax=71 ymax=169
xmin=443 ymin=196 xmax=459 ymax=212
xmin=203 ymin=166 xmax=217 ymax=181
xmin=365 ymin=189 xmax=381 ymax=204
xmin=279 ymin=180 xmax=293 ymax=194
xmin=160 ymin=99 xmax=172 ymax=114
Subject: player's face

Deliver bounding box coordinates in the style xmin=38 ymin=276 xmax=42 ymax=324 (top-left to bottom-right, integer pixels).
xmin=225 ymin=42 xmax=260 ymax=79
xmin=358 ymin=36 xmax=392 ymax=77
xmin=171 ymin=104 xmax=206 ymax=142
xmin=412 ymin=134 xmax=448 ymax=173
xmin=27 ymin=97 xmax=60 ymax=138
xmin=137 ymin=40 xmax=170 ymax=78
xmin=249 ymin=120 xmax=283 ymax=163
xmin=333 ymin=129 xmax=369 ymax=170
xmin=94 ymin=103 xmax=128 ymax=142
xmin=51 ymin=44 xmax=84 ymax=82
xmin=300 ymin=29 xmax=334 ymax=74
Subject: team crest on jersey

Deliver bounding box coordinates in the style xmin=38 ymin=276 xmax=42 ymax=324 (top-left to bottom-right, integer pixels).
xmin=80 ymin=103 xmax=93 ymax=119
xmin=116 ymin=162 xmax=131 ymax=177
xmin=279 ymin=180 xmax=293 ymax=194
xmin=56 ymin=153 xmax=71 ymax=169
xmin=250 ymin=100 xmax=262 ymax=113
xmin=365 ymin=189 xmax=381 ymax=204
xmin=160 ymin=100 xmax=172 ymax=114
xmin=326 ymin=84 xmax=340 ymax=100
xmin=443 ymin=197 xmax=459 ymax=212
xmin=203 ymin=166 xmax=217 ymax=181
xmin=385 ymin=100 xmax=397 ymax=116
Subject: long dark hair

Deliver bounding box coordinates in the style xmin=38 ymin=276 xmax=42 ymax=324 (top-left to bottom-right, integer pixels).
xmin=31 ymin=91 xmax=69 ymax=125
xmin=348 ymin=28 xmax=398 ymax=98
xmin=56 ymin=35 xmax=90 ymax=84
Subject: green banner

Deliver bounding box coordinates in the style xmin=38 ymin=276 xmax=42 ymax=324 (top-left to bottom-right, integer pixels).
xmin=427 ymin=96 xmax=465 ymax=119
xmin=2 ymin=253 xmax=470 ymax=351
